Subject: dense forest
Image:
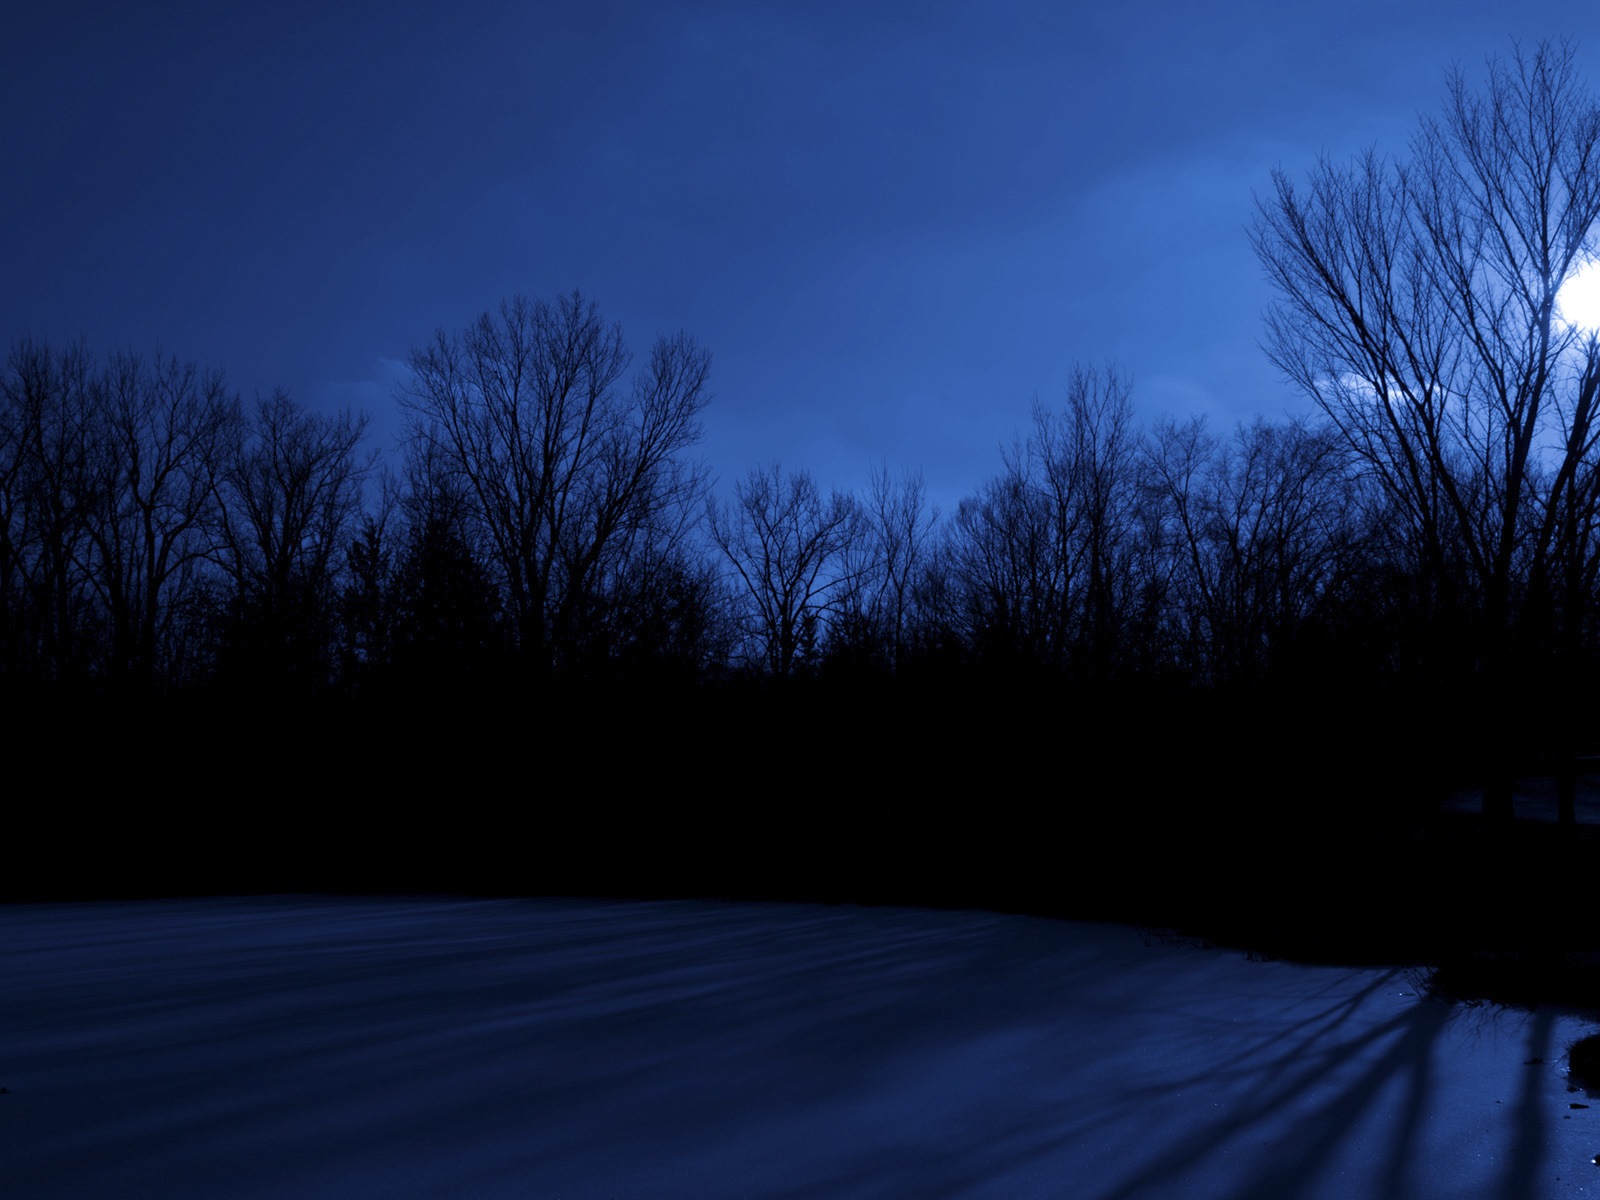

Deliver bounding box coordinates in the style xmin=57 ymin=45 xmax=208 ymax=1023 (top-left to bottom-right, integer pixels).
xmin=7 ymin=44 xmax=1600 ymax=971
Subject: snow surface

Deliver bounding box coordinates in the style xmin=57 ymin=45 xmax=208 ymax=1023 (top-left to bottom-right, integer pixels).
xmin=3 ymin=897 xmax=1599 ymax=1199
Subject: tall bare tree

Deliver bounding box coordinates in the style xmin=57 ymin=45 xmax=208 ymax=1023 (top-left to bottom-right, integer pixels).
xmin=81 ymin=351 xmax=234 ymax=686
xmin=708 ymin=464 xmax=865 ymax=676
xmin=946 ymin=463 xmax=1063 ymax=669
xmin=1037 ymin=365 xmax=1146 ymax=677
xmin=945 ymin=365 xmax=1147 ymax=677
xmin=1252 ymin=40 xmax=1600 ymax=816
xmin=398 ymin=291 xmax=711 ymax=675
xmin=862 ymin=462 xmax=940 ymax=670
xmin=1146 ymin=415 xmax=1358 ymax=685
xmin=214 ymin=392 xmax=372 ymax=690
xmin=0 ymin=340 xmax=95 ymax=684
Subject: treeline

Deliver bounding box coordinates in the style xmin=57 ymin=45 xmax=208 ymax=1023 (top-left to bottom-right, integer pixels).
xmin=7 ymin=293 xmax=1599 ymax=949
xmin=3 ymin=296 xmax=1594 ymax=747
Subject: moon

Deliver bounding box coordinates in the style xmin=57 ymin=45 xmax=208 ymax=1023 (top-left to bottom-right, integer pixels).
xmin=1558 ymin=257 xmax=1600 ymax=332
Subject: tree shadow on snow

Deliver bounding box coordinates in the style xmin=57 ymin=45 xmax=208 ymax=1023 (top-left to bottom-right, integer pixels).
xmin=1081 ymin=981 xmax=1561 ymax=1200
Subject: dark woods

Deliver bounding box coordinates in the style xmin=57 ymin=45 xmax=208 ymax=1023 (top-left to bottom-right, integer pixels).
xmin=8 ymin=44 xmax=1600 ymax=964
xmin=0 ymin=336 xmax=1412 ymax=714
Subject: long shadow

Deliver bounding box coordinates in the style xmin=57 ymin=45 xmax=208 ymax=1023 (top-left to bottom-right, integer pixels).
xmin=1015 ymin=969 xmax=1402 ymax=1155
xmin=1497 ymin=1005 xmax=1555 ymax=1200
xmin=6 ymin=897 xmax=1580 ymax=1200
xmin=740 ymin=963 xmax=1441 ymax=1199
xmin=1086 ymin=988 xmax=1583 ymax=1200
xmin=1084 ymin=994 xmax=1452 ymax=1200
xmin=1230 ymin=1001 xmax=1450 ymax=1200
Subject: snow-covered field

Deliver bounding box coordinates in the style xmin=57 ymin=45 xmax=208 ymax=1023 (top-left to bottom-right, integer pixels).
xmin=3 ymin=897 xmax=1598 ymax=1199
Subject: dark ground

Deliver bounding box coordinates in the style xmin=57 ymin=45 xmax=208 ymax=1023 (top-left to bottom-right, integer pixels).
xmin=10 ymin=681 xmax=1599 ymax=1005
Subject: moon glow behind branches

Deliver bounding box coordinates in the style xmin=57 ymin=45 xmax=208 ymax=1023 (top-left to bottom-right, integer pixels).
xmin=1558 ymin=257 xmax=1600 ymax=332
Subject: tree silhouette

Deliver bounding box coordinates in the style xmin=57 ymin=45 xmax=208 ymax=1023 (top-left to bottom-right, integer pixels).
xmin=0 ymin=340 xmax=95 ymax=685
xmin=214 ymin=392 xmax=372 ymax=694
xmin=848 ymin=462 xmax=940 ymax=673
xmin=1145 ymin=415 xmax=1359 ymax=687
xmin=943 ymin=366 xmax=1148 ymax=679
xmin=81 ymin=351 xmax=234 ymax=688
xmin=1252 ymin=39 xmax=1600 ymax=818
xmin=398 ymin=291 xmax=711 ymax=679
xmin=708 ymin=464 xmax=865 ymax=677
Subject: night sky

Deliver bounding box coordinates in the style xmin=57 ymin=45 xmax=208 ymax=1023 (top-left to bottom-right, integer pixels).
xmin=7 ymin=1 xmax=1600 ymax=514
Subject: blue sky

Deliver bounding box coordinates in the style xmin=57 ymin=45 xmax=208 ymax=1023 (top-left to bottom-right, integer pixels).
xmin=6 ymin=1 xmax=1600 ymax=514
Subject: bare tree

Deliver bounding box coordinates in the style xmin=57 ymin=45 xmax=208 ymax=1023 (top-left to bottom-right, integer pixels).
xmin=944 ymin=365 xmax=1147 ymax=677
xmin=80 ymin=351 xmax=234 ymax=687
xmin=1252 ymin=41 xmax=1600 ymax=773
xmin=1037 ymin=365 xmax=1146 ymax=677
xmin=0 ymin=339 xmax=96 ymax=684
xmin=214 ymin=392 xmax=372 ymax=690
xmin=708 ymin=464 xmax=865 ymax=676
xmin=1146 ymin=415 xmax=1359 ymax=685
xmin=946 ymin=465 xmax=1062 ymax=669
xmin=398 ymin=291 xmax=711 ymax=676
xmin=862 ymin=462 xmax=940 ymax=670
